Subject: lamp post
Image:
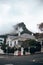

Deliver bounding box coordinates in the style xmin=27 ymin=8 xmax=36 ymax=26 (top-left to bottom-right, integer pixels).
xmin=6 ymin=47 xmax=8 ymax=54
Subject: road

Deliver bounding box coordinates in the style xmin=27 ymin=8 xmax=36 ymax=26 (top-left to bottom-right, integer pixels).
xmin=0 ymin=53 xmax=43 ymax=65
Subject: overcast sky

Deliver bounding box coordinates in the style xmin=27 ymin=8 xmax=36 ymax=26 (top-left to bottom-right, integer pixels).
xmin=0 ymin=0 xmax=43 ymax=34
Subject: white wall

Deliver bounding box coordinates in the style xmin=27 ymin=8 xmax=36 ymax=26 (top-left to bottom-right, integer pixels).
xmin=6 ymin=37 xmax=12 ymax=47
xmin=6 ymin=37 xmax=18 ymax=47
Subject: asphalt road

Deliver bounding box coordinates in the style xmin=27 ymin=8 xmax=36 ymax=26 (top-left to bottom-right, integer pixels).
xmin=0 ymin=53 xmax=43 ymax=65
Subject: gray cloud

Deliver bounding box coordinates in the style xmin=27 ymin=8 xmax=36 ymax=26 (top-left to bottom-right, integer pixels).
xmin=0 ymin=0 xmax=43 ymax=34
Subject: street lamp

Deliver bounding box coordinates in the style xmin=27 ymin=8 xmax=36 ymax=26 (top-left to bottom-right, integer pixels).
xmin=6 ymin=47 xmax=8 ymax=54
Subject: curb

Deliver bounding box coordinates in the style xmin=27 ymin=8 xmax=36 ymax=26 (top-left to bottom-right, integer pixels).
xmin=0 ymin=52 xmax=43 ymax=56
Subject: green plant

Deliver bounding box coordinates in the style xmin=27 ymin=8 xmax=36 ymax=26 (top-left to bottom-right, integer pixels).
xmin=1 ymin=43 xmax=8 ymax=53
xmin=21 ymin=39 xmax=37 ymax=48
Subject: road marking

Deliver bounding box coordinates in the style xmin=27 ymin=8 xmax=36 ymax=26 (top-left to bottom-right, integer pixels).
xmin=0 ymin=56 xmax=8 ymax=58
xmin=5 ymin=64 xmax=13 ymax=65
xmin=0 ymin=56 xmax=5 ymax=58
xmin=32 ymin=59 xmax=35 ymax=62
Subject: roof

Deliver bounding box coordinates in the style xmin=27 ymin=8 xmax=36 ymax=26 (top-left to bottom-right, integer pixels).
xmin=7 ymin=33 xmax=36 ymax=41
xmin=21 ymin=33 xmax=36 ymax=40
xmin=35 ymin=33 xmax=43 ymax=38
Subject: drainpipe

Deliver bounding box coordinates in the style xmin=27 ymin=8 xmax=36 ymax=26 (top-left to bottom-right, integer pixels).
xmin=18 ymin=27 xmax=20 ymax=36
xmin=41 ymin=41 xmax=42 ymax=46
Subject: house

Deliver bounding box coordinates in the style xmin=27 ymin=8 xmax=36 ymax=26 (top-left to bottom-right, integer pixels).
xmin=5 ymin=22 xmax=36 ymax=55
xmin=6 ymin=33 xmax=36 ymax=48
xmin=6 ymin=22 xmax=36 ymax=48
xmin=5 ymin=33 xmax=36 ymax=55
xmin=34 ymin=33 xmax=43 ymax=46
xmin=0 ymin=22 xmax=36 ymax=55
xmin=34 ymin=33 xmax=43 ymax=53
xmin=0 ymin=35 xmax=6 ymax=49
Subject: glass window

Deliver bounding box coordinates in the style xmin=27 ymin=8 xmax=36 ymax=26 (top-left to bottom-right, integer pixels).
xmin=14 ymin=41 xmax=16 ymax=45
xmin=10 ymin=41 xmax=12 ymax=46
xmin=42 ymin=41 xmax=43 ymax=46
xmin=7 ymin=41 xmax=9 ymax=46
xmin=7 ymin=41 xmax=9 ymax=44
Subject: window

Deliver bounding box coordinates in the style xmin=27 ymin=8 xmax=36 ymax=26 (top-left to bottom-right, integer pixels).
xmin=14 ymin=41 xmax=16 ymax=45
xmin=7 ymin=41 xmax=9 ymax=44
xmin=10 ymin=41 xmax=12 ymax=46
xmin=18 ymin=41 xmax=22 ymax=45
xmin=42 ymin=41 xmax=43 ymax=46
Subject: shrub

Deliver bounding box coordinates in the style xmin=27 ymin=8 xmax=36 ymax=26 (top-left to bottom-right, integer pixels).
xmin=1 ymin=43 xmax=8 ymax=53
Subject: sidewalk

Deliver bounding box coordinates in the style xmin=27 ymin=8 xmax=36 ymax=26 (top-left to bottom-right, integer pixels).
xmin=0 ymin=51 xmax=43 ymax=56
xmin=0 ymin=47 xmax=43 ymax=56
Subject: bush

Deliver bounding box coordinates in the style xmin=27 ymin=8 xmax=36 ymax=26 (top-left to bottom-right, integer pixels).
xmin=1 ymin=43 xmax=8 ymax=53
xmin=18 ymin=47 xmax=21 ymax=51
xmin=7 ymin=46 xmax=17 ymax=53
xmin=21 ymin=39 xmax=37 ymax=48
xmin=35 ymin=43 xmax=41 ymax=52
xmin=23 ymin=50 xmax=25 ymax=55
xmin=24 ymin=48 xmax=28 ymax=52
xmin=30 ymin=47 xmax=35 ymax=54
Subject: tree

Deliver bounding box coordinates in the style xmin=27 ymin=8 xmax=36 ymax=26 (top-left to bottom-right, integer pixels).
xmin=39 ymin=23 xmax=43 ymax=31
xmin=21 ymin=39 xmax=37 ymax=48
xmin=1 ymin=43 xmax=8 ymax=53
xmin=14 ymin=22 xmax=32 ymax=34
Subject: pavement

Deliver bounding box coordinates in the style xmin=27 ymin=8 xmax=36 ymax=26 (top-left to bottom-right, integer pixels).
xmin=41 ymin=46 xmax=43 ymax=52
xmin=0 ymin=46 xmax=43 ymax=56
xmin=0 ymin=51 xmax=43 ymax=57
xmin=0 ymin=53 xmax=43 ymax=65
